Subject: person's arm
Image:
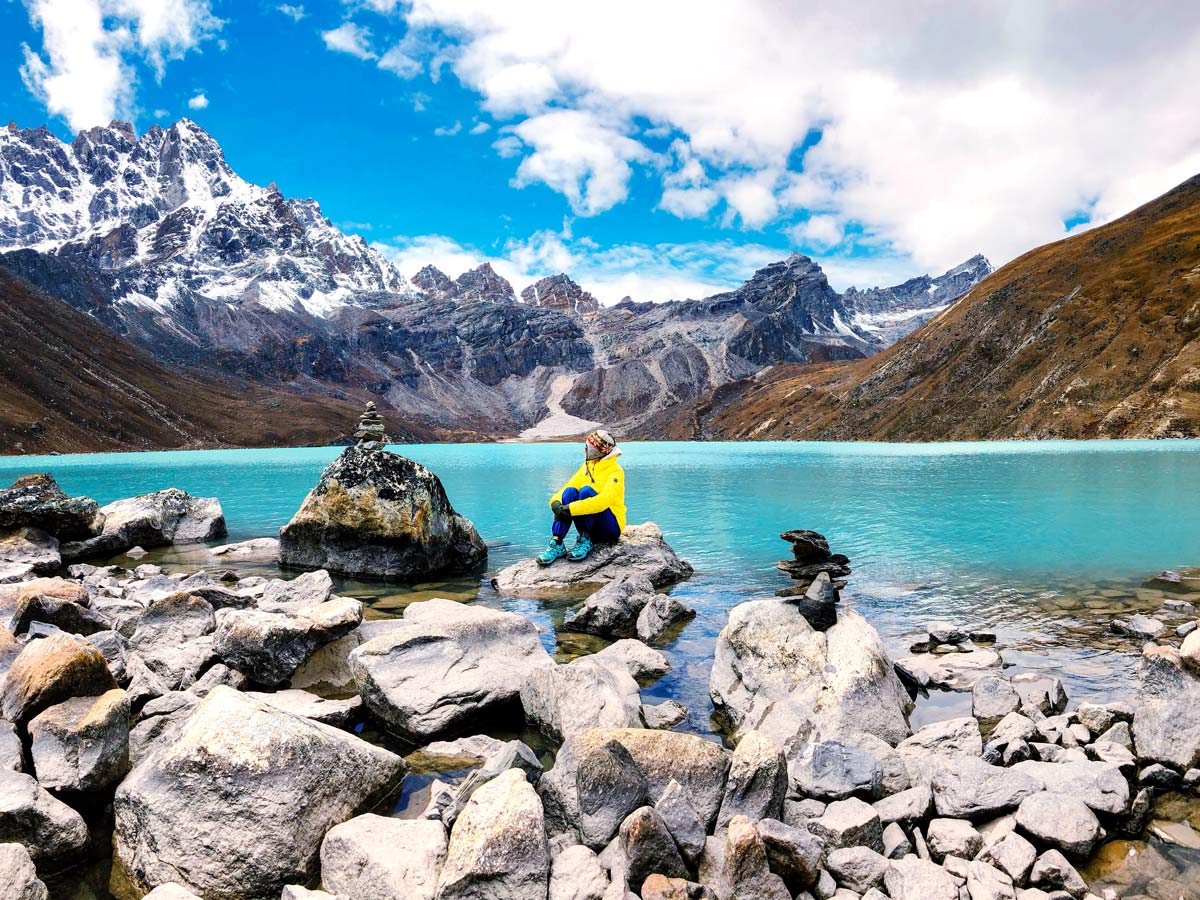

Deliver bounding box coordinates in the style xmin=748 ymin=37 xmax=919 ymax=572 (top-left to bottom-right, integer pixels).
xmin=567 ymin=467 xmax=623 ymax=516
xmin=549 ymin=464 xmax=586 ymax=508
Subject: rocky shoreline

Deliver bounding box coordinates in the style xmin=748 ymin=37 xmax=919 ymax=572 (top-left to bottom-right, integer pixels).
xmin=0 ymin=471 xmax=1198 ymax=900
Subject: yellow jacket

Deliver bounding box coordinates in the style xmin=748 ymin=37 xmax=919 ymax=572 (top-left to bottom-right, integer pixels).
xmin=550 ymin=450 xmax=627 ymax=532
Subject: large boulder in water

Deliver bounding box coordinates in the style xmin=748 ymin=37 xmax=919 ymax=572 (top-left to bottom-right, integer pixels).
xmin=492 ymin=523 xmax=693 ymax=599
xmin=62 ymin=489 xmax=226 ymax=560
xmin=349 ymin=599 xmax=553 ymax=740
xmin=279 ymin=446 xmax=486 ymax=580
xmin=710 ymin=600 xmax=912 ymax=746
xmin=112 ymin=686 xmax=405 ymax=900
xmin=0 ymin=474 xmax=103 ymax=541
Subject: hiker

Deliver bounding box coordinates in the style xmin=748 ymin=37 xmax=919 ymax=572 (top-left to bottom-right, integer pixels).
xmin=536 ymin=428 xmax=626 ymax=565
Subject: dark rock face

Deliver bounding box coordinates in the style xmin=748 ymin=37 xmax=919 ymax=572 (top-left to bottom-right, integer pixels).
xmin=521 ymin=274 xmax=599 ymax=317
xmin=0 ymin=475 xmax=102 ymax=541
xmin=280 ymin=446 xmax=487 ymax=580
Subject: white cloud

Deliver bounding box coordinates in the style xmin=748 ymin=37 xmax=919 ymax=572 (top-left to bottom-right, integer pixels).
xmin=19 ymin=0 xmax=221 ymax=131
xmin=186 ymin=91 xmax=208 ymax=109
xmin=790 ymin=215 xmax=844 ymax=251
xmin=277 ymin=4 xmax=306 ymax=22
xmin=433 ymin=120 xmax=462 ymax=136
xmin=389 ymin=0 xmax=1200 ymax=272
xmin=322 ymin=22 xmax=376 ymax=60
xmin=469 ymin=120 xmax=490 ymax=135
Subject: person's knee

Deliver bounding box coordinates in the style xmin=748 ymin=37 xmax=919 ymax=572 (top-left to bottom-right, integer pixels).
xmin=561 ymin=486 xmax=581 ymax=504
xmin=577 ymin=485 xmax=598 ymax=500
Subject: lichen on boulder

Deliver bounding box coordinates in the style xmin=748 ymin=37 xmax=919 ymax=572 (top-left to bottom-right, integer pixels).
xmin=279 ymin=445 xmax=487 ymax=580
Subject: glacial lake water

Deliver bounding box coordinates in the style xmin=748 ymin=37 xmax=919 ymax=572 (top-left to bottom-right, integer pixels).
xmin=6 ymin=440 xmax=1200 ymax=900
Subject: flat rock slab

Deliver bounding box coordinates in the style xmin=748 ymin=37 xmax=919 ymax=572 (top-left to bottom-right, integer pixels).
xmin=894 ymin=647 xmax=1003 ymax=691
xmin=492 ymin=523 xmax=693 ymax=599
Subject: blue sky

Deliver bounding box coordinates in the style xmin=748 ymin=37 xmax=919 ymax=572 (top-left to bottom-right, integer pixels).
xmin=4 ymin=1 xmax=1200 ymax=303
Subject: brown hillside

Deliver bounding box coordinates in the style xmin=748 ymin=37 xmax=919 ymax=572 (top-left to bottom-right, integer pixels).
xmin=700 ymin=174 xmax=1200 ymax=441
xmin=0 ymin=268 xmax=416 ymax=454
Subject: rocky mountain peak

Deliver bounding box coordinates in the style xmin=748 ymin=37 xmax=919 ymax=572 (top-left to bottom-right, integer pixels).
xmin=455 ymin=262 xmax=516 ymax=304
xmin=520 ymin=273 xmax=599 ymax=316
xmin=413 ymin=264 xmax=454 ymax=295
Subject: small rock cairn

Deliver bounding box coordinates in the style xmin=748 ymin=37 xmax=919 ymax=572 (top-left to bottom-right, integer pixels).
xmin=774 ymin=529 xmax=851 ymax=632
xmin=352 ymin=402 xmax=387 ymax=451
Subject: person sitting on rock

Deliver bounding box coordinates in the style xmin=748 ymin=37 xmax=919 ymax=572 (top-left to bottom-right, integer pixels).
xmin=536 ymin=429 xmax=626 ymax=565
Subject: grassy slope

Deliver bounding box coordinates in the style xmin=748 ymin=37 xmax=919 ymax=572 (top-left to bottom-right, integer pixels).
xmin=699 ymin=174 xmax=1200 ymax=441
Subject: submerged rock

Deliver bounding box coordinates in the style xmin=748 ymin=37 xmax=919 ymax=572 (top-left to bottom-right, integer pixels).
xmin=894 ymin=647 xmax=1004 ymax=692
xmin=0 ymin=474 xmax=103 ymax=541
xmin=112 ymin=687 xmax=405 ymax=899
xmin=62 ymin=489 xmax=226 ymax=560
xmin=493 ymin=523 xmax=693 ymax=598
xmin=279 ymin=446 xmax=486 ymax=580
xmin=350 ymin=599 xmax=553 ymax=740
xmin=710 ymin=600 xmax=911 ymax=746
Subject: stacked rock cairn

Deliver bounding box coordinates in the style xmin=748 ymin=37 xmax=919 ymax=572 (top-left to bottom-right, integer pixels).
xmin=775 ymin=529 xmax=851 ymax=632
xmin=352 ymin=402 xmax=387 ymax=450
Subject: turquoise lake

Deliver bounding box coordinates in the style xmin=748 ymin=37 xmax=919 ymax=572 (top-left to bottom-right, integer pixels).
xmin=4 ymin=439 xmax=1200 ymax=731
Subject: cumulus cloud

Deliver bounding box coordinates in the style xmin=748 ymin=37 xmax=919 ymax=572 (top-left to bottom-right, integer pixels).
xmin=388 ymin=0 xmax=1200 ymax=272
xmin=186 ymin=91 xmax=208 ymax=109
xmin=19 ymin=0 xmax=221 ymax=131
xmin=322 ymin=22 xmax=376 ymax=60
xmin=276 ymin=4 xmax=306 ymax=22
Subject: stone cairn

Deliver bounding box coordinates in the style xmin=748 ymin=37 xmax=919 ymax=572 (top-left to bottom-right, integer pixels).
xmin=774 ymin=529 xmax=851 ymax=632
xmin=352 ymin=402 xmax=387 ymax=451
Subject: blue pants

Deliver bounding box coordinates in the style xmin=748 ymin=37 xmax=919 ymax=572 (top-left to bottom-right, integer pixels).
xmin=554 ymin=486 xmax=621 ymax=543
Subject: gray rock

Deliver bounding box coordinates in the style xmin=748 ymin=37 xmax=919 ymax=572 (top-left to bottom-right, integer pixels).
xmin=978 ymin=831 xmax=1037 ymax=886
xmin=539 ymin=728 xmax=730 ymax=838
xmin=280 ymin=889 xmax=341 ymax=900
xmin=928 ymin=622 xmax=968 ymax=645
xmin=884 ymin=855 xmax=960 ymax=900
xmin=620 ymin=806 xmax=688 ymax=887
xmin=127 ymin=691 xmax=200 ymax=766
xmin=1010 ymin=674 xmax=1067 ymax=716
xmin=279 ymin=447 xmax=487 ymax=580
xmin=717 ymin=730 xmax=787 ymax=828
xmin=112 ymin=687 xmax=405 ymax=899
xmin=966 ymin=860 xmax=1017 ymax=900
xmin=1072 ymin=702 xmax=1130 ymax=735
xmin=899 ymin=717 xmax=984 ymax=760
xmin=932 ymin=757 xmax=1041 ymax=819
xmin=1095 ymin=720 xmax=1133 ymax=750
xmin=288 ymin=619 xmax=405 ymax=695
xmin=973 ymin=677 xmax=1022 ymax=732
xmin=1 ymin=720 xmax=20 ymax=772
xmin=521 ymin=657 xmax=644 ymax=743
xmin=28 ymin=688 xmax=129 ymax=791
xmin=757 ymin=817 xmax=822 ymax=889
xmin=1028 ymin=850 xmax=1087 ymax=898
xmin=351 ymin=599 xmax=552 ymax=740
xmin=826 ymin=846 xmax=887 ymax=893
xmin=1008 ymin=760 xmax=1129 ymax=816
xmin=809 ymin=798 xmax=883 ymax=853
xmin=1137 ymin=762 xmax=1181 ymax=789
xmin=1110 ymin=614 xmax=1166 ymax=640
xmin=636 ymin=593 xmax=696 ymax=644
xmin=436 ymin=769 xmax=549 ymax=900
xmin=792 ymin=739 xmax=884 ymax=801
xmin=172 ymin=572 xmax=245 ymax=610
xmin=717 ymin=815 xmax=791 ymax=900
xmin=1014 ymin=793 xmax=1099 ymax=860
xmin=0 ymin=474 xmax=103 ymax=541
xmin=576 ymin=740 xmax=649 ymax=850
xmin=654 ymin=779 xmax=706 ymax=865
xmin=643 ymin=700 xmax=688 ymax=730
xmin=1133 ymin=644 xmax=1200 ymax=771
xmin=430 ymin=741 xmax=545 ymax=829
xmin=245 ymin=689 xmax=361 ymax=727
xmin=494 ymin=524 xmax=692 ymax=599
xmin=926 ymin=818 xmax=982 ymax=862
xmin=189 ymin=662 xmax=247 ymax=696
xmin=786 ymin=571 xmax=839 ymax=632
xmin=1 ymin=632 xmax=116 ymax=724
xmin=874 ymin=784 xmax=932 ymax=824
xmin=990 ymin=713 xmax=1039 ymax=746
xmin=549 ymin=844 xmax=610 ymax=900
xmin=259 ymin=570 xmax=334 ymax=613
xmin=9 ymin=593 xmax=109 ymax=637
xmin=563 ymin=574 xmax=655 ymax=638
xmin=881 ymin=822 xmax=911 ymax=859
xmin=894 ymin=648 xmax=1003 ymax=692
xmin=129 ymin=592 xmax=218 ymax=688
xmin=62 ymin=489 xmax=225 ymax=560
xmin=86 ymin=629 xmax=129 ymax=682
xmin=710 ymin=601 xmax=911 ymax=746
xmin=592 ymin=639 xmax=670 ymax=683
xmin=0 ymin=841 xmax=48 ymax=900
xmin=0 ymin=768 xmax=89 ymax=863
xmin=320 ymin=814 xmax=446 ymax=900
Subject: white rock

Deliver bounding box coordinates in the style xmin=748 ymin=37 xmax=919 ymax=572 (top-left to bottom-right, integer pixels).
xmin=320 ymin=814 xmax=446 ymax=900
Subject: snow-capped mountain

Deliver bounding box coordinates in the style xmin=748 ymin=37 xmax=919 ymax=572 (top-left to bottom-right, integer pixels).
xmin=0 ymin=117 xmax=991 ymax=442
xmin=0 ymin=118 xmax=406 ymax=319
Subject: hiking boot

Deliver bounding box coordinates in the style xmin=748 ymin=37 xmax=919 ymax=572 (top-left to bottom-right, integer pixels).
xmin=535 ymin=538 xmax=569 ymax=566
xmin=567 ymin=534 xmax=594 ymax=562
